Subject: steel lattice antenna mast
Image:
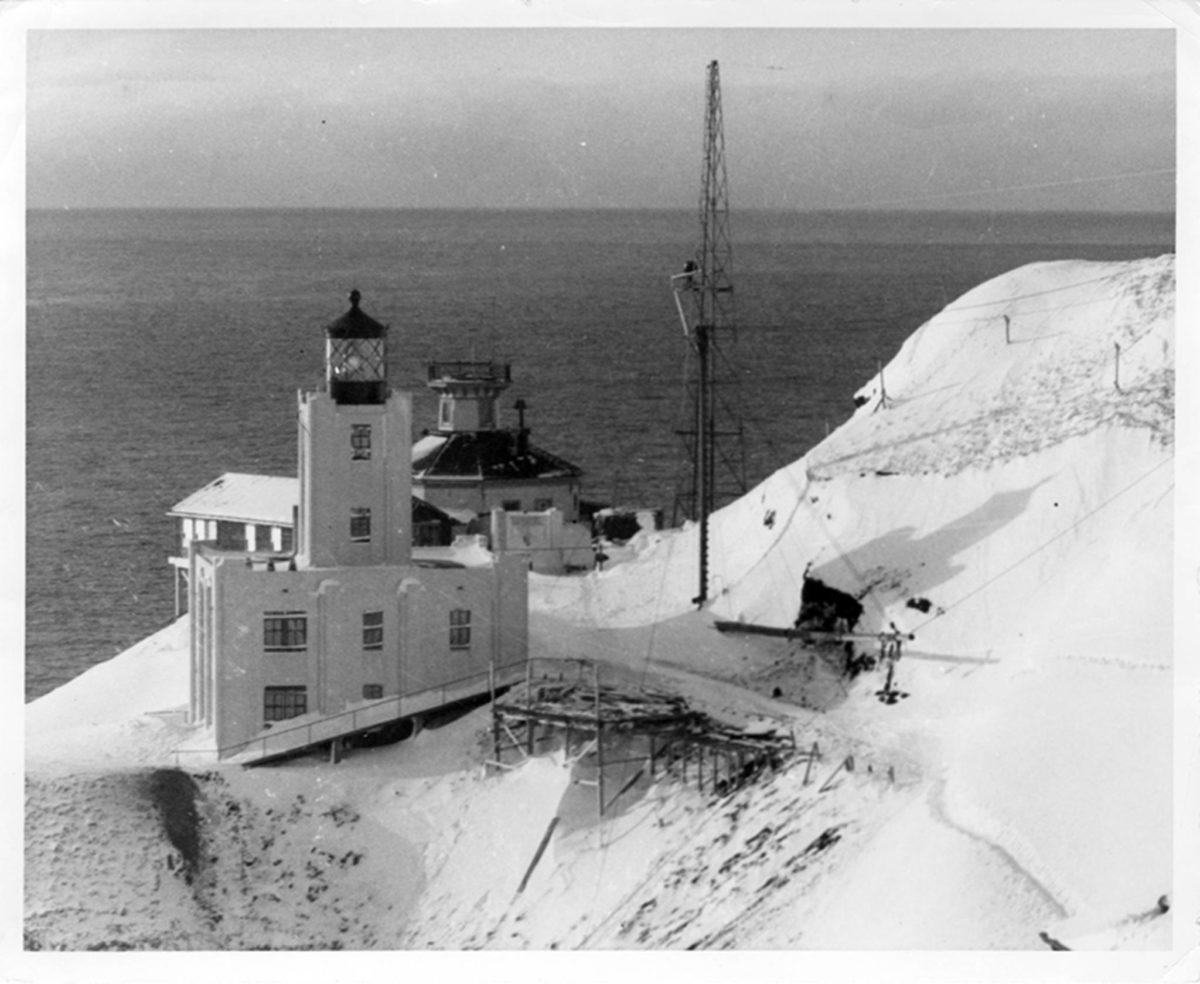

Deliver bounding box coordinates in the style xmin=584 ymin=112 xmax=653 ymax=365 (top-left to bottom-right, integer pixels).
xmin=671 ymin=60 xmax=747 ymax=606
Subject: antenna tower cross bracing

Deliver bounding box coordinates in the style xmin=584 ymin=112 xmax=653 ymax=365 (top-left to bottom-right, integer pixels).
xmin=671 ymin=59 xmax=748 ymax=606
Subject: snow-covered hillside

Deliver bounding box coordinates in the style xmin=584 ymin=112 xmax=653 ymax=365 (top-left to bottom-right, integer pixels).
xmin=22 ymin=256 xmax=1184 ymax=966
xmin=529 ymin=255 xmax=1177 ymax=944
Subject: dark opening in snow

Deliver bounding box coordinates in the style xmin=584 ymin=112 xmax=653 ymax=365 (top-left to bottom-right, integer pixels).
xmin=594 ymin=511 xmax=641 ymax=543
xmin=797 ymin=577 xmax=863 ymax=633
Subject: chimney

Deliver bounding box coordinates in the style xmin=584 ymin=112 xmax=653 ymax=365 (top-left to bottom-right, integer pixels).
xmin=514 ymin=399 xmax=529 ymax=455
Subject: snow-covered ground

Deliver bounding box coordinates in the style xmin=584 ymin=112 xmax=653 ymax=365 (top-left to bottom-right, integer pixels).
xmin=19 ymin=256 xmax=1196 ymax=977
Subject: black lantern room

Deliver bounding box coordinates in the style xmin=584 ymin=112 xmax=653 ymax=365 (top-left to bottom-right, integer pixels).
xmin=325 ymin=289 xmax=388 ymax=405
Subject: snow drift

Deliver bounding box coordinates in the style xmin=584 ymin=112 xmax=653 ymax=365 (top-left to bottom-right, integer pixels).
xmin=23 ymin=256 xmax=1180 ymax=959
xmin=530 ymin=255 xmax=1176 ymax=944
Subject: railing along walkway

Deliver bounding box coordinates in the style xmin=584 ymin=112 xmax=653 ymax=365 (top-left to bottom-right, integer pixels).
xmin=173 ymin=662 xmax=524 ymax=766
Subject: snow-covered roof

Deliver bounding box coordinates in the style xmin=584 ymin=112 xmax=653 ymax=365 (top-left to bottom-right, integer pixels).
xmin=168 ymin=473 xmax=298 ymax=526
xmin=412 ymin=434 xmax=446 ymax=460
xmin=412 ymin=430 xmax=583 ymax=482
xmin=169 ymin=472 xmax=456 ymax=529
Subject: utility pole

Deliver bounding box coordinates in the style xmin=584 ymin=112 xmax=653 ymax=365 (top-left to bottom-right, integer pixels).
xmin=671 ymin=60 xmax=746 ymax=606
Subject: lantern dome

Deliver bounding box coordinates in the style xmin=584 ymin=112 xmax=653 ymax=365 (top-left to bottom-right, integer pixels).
xmin=324 ymin=289 xmax=388 ymax=404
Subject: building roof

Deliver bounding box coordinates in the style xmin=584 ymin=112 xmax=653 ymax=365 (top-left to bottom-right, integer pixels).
xmin=169 ymin=473 xmax=298 ymax=526
xmin=412 ymin=430 xmax=583 ymax=482
xmin=169 ymin=472 xmax=457 ymax=528
xmin=325 ymin=289 xmax=387 ymax=339
xmin=412 ymin=496 xmax=457 ymax=525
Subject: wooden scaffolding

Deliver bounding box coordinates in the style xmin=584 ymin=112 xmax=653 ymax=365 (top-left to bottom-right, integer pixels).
xmin=488 ymin=658 xmax=806 ymax=816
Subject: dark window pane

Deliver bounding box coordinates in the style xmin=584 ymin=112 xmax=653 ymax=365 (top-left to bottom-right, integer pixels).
xmin=216 ymin=521 xmax=246 ymax=550
xmin=362 ymin=610 xmax=383 ymax=649
xmin=264 ymin=613 xmax=307 ymax=650
xmin=254 ymin=524 xmax=274 ymax=551
xmin=264 ymin=686 xmax=307 ymax=722
xmin=350 ymin=507 xmax=371 ymax=541
xmin=351 ymin=423 xmax=372 ymax=460
xmin=449 ymin=609 xmax=471 ymax=649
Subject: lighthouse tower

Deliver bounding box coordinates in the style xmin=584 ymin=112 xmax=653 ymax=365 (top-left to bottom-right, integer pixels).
xmin=296 ymin=289 xmax=412 ymax=568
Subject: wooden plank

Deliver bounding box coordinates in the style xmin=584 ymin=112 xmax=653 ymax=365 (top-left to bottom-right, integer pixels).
xmin=713 ymin=620 xmax=799 ymax=639
xmin=715 ymin=620 xmax=916 ymax=645
xmin=494 ymin=704 xmax=693 ymax=730
xmin=604 ymin=768 xmax=645 ymax=813
xmin=517 ymin=816 xmax=560 ymax=894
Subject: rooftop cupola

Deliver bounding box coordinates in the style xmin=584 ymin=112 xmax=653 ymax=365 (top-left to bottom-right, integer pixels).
xmin=325 ymin=289 xmax=388 ymax=405
xmin=427 ymin=360 xmax=512 ymax=432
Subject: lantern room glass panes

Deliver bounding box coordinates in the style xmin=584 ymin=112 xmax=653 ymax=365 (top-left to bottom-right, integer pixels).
xmin=328 ymin=337 xmax=386 ymax=383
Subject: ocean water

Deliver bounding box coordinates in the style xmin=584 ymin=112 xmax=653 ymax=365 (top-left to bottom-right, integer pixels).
xmin=24 ymin=208 xmax=1173 ymax=699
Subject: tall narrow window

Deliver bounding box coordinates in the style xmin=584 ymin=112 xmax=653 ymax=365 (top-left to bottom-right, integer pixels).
xmin=254 ymin=524 xmax=273 ymax=552
xmin=350 ymin=507 xmax=371 ymax=542
xmin=449 ymin=608 xmax=471 ymax=650
xmin=263 ymin=612 xmax=307 ymax=652
xmin=362 ymin=610 xmax=383 ymax=650
xmin=216 ymin=521 xmax=247 ymax=550
xmin=264 ymin=685 xmax=307 ymax=722
xmin=350 ymin=423 xmax=372 ymax=460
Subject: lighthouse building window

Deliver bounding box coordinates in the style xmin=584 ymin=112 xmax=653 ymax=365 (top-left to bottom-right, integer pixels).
xmin=350 ymin=507 xmax=371 ymax=542
xmin=263 ymin=612 xmax=307 ymax=652
xmin=362 ymin=610 xmax=383 ymax=650
xmin=264 ymin=686 xmax=307 ymax=722
xmin=449 ymin=608 xmax=471 ymax=649
xmin=350 ymin=423 xmax=372 ymax=460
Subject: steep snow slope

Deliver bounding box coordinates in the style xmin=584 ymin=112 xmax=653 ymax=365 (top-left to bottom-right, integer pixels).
xmin=528 ymin=255 xmax=1176 ymax=940
xmin=22 ymin=256 xmax=1180 ymax=960
xmin=25 ymin=617 xmax=191 ymax=771
xmin=533 ymin=256 xmax=1173 ymax=639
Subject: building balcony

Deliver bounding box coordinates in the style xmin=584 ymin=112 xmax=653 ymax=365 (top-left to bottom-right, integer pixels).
xmin=175 ymin=542 xmax=296 ymax=569
xmin=427 ymin=361 xmax=511 ymax=383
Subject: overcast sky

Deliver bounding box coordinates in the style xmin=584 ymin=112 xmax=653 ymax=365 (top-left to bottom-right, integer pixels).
xmin=24 ymin=25 xmax=1176 ymax=211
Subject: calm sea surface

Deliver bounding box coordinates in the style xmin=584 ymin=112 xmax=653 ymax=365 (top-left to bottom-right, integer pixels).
xmin=25 ymin=208 xmax=1173 ymax=699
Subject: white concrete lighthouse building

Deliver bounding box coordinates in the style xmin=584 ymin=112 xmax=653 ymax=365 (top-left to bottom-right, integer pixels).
xmin=186 ymin=292 xmax=528 ymax=762
xmin=296 ymin=289 xmax=412 ymax=569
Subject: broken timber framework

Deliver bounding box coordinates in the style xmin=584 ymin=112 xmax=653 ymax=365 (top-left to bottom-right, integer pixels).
xmin=488 ymin=658 xmax=806 ymax=816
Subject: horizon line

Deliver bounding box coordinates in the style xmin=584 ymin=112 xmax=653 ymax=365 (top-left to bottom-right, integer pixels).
xmin=25 ymin=204 xmax=1177 ymax=217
